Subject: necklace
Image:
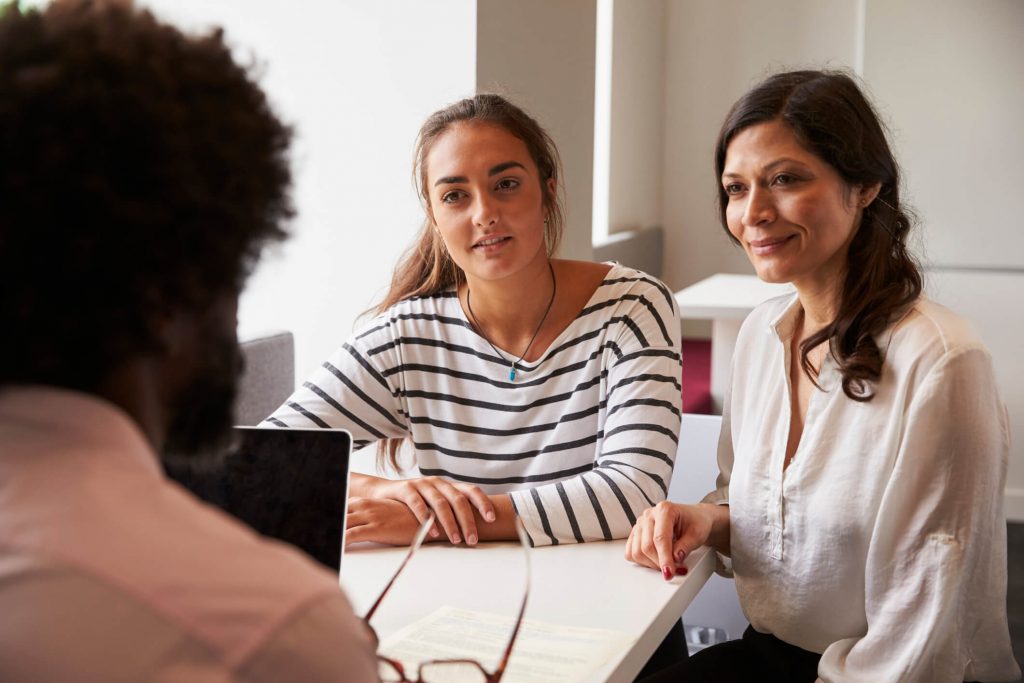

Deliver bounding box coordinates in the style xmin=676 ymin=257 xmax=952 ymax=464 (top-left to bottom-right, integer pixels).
xmin=466 ymin=261 xmax=556 ymax=382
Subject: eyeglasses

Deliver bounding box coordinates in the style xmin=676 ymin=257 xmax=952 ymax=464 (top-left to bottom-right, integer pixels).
xmin=362 ymin=512 xmax=532 ymax=683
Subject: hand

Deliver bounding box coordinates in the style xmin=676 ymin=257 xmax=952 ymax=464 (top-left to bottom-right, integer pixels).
xmin=346 ymin=497 xmax=428 ymax=546
xmin=625 ymin=501 xmax=714 ymax=580
xmin=373 ymin=476 xmax=495 ymax=545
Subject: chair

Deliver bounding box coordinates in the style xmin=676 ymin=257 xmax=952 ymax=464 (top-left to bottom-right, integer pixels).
xmin=234 ymin=330 xmax=295 ymax=426
xmin=669 ymin=413 xmax=748 ymax=652
xmin=592 ymin=225 xmax=664 ymax=278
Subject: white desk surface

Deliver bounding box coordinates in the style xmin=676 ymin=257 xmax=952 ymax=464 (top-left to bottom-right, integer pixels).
xmin=674 ymin=273 xmax=793 ymax=320
xmin=341 ymin=540 xmax=714 ymax=683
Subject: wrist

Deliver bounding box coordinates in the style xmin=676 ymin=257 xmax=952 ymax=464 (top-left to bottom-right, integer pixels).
xmin=697 ymin=502 xmax=731 ymax=554
xmin=351 ymin=473 xmax=388 ymax=498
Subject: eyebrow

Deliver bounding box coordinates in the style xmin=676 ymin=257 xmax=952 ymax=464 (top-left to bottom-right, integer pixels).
xmin=722 ymin=157 xmax=808 ymax=179
xmin=433 ymin=160 xmax=527 ymax=186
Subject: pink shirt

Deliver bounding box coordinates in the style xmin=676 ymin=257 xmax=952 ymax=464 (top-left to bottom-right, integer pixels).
xmin=0 ymin=386 xmax=378 ymax=682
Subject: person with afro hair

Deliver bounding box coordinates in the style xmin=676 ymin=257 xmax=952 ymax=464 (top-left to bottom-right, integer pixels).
xmin=0 ymin=2 xmax=377 ymax=680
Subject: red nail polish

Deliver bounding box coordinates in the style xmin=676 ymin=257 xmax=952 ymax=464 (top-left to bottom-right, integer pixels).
xmin=662 ymin=566 xmax=672 ymax=580
xmin=675 ymin=566 xmax=685 ymax=576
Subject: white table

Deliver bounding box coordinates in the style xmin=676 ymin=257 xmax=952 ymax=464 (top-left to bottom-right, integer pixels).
xmin=341 ymin=540 xmax=714 ymax=683
xmin=674 ymin=274 xmax=793 ymax=412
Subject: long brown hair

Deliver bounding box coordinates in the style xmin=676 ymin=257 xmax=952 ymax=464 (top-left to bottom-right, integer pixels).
xmin=715 ymin=70 xmax=922 ymax=401
xmin=374 ymin=94 xmax=565 ymax=469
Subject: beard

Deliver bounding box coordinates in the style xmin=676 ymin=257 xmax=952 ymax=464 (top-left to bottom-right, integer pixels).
xmin=161 ymin=329 xmax=243 ymax=469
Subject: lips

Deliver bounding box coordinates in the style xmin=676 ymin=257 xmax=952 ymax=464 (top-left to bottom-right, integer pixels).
xmin=473 ymin=235 xmax=512 ymax=250
xmin=748 ymin=234 xmax=796 ymax=255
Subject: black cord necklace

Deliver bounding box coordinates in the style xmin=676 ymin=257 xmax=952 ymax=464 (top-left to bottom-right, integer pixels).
xmin=466 ymin=261 xmax=557 ymax=382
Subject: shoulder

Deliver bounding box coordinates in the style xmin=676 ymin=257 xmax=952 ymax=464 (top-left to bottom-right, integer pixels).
xmin=590 ymin=261 xmax=677 ymax=312
xmin=889 ymin=297 xmax=986 ymax=352
xmin=351 ymin=289 xmax=464 ymax=346
xmin=884 ymin=297 xmax=990 ymax=376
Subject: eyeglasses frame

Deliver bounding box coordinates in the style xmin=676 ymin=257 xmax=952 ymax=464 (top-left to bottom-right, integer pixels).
xmin=362 ymin=511 xmax=532 ymax=683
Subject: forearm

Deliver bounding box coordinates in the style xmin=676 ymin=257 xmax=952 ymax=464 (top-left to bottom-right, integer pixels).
xmin=472 ymin=494 xmax=517 ymax=541
xmin=351 ymin=473 xmax=519 ymax=543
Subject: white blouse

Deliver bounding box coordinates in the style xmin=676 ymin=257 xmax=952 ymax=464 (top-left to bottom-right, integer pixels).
xmin=708 ymin=294 xmax=1020 ymax=682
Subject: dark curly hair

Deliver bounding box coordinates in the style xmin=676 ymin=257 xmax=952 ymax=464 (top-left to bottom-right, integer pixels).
xmin=0 ymin=1 xmax=293 ymax=391
xmin=715 ymin=70 xmax=922 ymax=401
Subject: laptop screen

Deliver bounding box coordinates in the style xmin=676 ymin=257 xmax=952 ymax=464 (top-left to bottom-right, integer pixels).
xmin=165 ymin=426 xmax=352 ymax=572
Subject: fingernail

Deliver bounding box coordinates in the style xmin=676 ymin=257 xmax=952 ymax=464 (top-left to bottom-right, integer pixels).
xmin=485 ymin=512 xmax=495 ymax=522
xmin=662 ymin=566 xmax=672 ymax=580
xmin=430 ymin=528 xmax=439 ymax=537
xmin=675 ymin=566 xmax=687 ymax=576
xmin=452 ymin=534 xmax=461 ymax=544
xmin=467 ymin=534 xmax=477 ymax=545
xmin=675 ymin=549 xmax=686 ymax=563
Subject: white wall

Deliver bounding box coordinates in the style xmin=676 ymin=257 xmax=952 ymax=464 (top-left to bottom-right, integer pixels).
xmin=142 ymin=1 xmax=478 ymax=381
xmin=864 ymin=0 xmax=1024 ymax=270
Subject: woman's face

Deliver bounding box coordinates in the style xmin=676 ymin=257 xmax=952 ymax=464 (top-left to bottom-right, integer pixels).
xmin=425 ymin=121 xmax=552 ymax=285
xmin=722 ymin=119 xmax=873 ymax=295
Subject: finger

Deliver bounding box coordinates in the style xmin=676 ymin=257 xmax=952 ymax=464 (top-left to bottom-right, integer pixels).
xmin=651 ymin=508 xmax=679 ymax=579
xmin=637 ymin=511 xmax=657 ymax=565
xmin=437 ymin=481 xmax=478 ymax=545
xmin=399 ymin=489 xmax=438 ymax=538
xmin=624 ymin=525 xmax=638 ymax=563
xmin=674 ymin=522 xmax=708 ymax=559
xmin=345 ymin=523 xmax=371 ymax=546
xmin=629 ymin=517 xmax=658 ymax=570
xmin=417 ymin=486 xmax=462 ymax=544
xmin=457 ymin=483 xmax=495 ymax=523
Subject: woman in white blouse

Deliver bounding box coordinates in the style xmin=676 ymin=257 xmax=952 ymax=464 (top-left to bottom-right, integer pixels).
xmin=628 ymin=70 xmax=1020 ymax=682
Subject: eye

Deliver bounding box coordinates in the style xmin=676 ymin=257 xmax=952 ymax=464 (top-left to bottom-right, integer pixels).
xmin=441 ymin=189 xmax=466 ymax=204
xmin=495 ymin=177 xmax=520 ymax=192
xmin=723 ymin=182 xmax=745 ymax=196
xmin=771 ymin=173 xmax=798 ymax=186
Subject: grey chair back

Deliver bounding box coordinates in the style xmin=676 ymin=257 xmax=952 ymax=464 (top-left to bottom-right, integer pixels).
xmin=592 ymin=225 xmax=664 ymax=278
xmin=235 ymin=330 xmax=295 ymax=426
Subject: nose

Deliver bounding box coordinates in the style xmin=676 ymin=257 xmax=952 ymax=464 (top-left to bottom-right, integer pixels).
xmin=741 ymin=185 xmax=775 ymax=227
xmin=472 ymin=193 xmax=498 ymax=228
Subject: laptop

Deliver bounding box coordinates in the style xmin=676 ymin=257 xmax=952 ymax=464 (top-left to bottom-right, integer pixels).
xmin=165 ymin=426 xmax=353 ymax=573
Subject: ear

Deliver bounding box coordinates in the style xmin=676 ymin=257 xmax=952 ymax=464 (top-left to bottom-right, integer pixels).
xmin=857 ymin=182 xmax=882 ymax=209
xmin=546 ymin=176 xmax=556 ymax=199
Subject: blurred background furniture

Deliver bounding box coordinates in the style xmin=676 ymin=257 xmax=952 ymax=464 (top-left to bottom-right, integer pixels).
xmin=235 ymin=330 xmax=295 ymax=426
xmin=593 ymin=225 xmax=664 ymax=278
xmin=674 ymin=274 xmax=793 ymax=413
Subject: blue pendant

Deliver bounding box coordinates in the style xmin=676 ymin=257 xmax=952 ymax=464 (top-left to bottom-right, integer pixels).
xmin=509 ymin=366 xmax=516 ymax=381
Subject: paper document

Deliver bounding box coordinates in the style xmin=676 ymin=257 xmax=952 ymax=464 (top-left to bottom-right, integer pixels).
xmin=379 ymin=605 xmax=634 ymax=682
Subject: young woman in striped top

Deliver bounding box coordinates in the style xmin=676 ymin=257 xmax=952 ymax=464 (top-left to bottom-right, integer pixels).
xmin=265 ymin=95 xmax=682 ymax=547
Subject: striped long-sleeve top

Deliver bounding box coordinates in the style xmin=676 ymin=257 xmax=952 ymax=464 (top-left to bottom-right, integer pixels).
xmin=265 ymin=264 xmax=682 ymax=546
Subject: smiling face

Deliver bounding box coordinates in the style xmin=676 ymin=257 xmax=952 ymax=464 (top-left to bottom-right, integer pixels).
xmin=722 ymin=119 xmax=874 ymax=297
xmin=425 ymin=121 xmax=553 ymax=285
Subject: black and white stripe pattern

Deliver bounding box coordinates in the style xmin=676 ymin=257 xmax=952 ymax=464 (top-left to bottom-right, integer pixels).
xmin=265 ymin=264 xmax=682 ymax=546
